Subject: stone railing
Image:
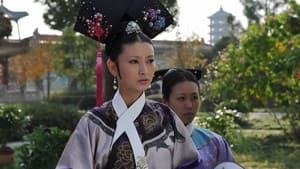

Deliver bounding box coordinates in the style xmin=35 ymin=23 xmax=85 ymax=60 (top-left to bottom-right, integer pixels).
xmin=0 ymin=89 xmax=42 ymax=103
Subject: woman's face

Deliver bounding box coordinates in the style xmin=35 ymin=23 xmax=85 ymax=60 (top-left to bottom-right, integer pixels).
xmin=115 ymin=42 xmax=155 ymax=94
xmin=165 ymin=81 xmax=200 ymax=125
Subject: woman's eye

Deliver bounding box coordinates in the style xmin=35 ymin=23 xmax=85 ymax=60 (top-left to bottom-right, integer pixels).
xmin=129 ymin=60 xmax=139 ymax=64
xmin=147 ymin=59 xmax=155 ymax=64
xmin=177 ymin=97 xmax=185 ymax=101
xmin=192 ymin=95 xmax=199 ymax=101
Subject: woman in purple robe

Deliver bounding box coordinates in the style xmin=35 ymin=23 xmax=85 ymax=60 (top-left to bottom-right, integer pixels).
xmin=56 ymin=21 xmax=205 ymax=169
xmin=162 ymin=68 xmax=236 ymax=169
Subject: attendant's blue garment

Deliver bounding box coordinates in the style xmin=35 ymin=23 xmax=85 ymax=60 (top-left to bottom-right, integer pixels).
xmin=187 ymin=125 xmax=235 ymax=169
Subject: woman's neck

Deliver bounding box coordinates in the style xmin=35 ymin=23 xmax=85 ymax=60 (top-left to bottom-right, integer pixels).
xmin=118 ymin=88 xmax=143 ymax=107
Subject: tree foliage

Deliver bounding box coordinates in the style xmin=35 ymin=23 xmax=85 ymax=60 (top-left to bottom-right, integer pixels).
xmin=9 ymin=42 xmax=53 ymax=86
xmin=51 ymin=27 xmax=97 ymax=91
xmin=17 ymin=126 xmax=71 ymax=169
xmin=163 ymin=35 xmax=208 ymax=69
xmin=207 ymin=0 xmax=300 ymax=138
xmin=240 ymin=0 xmax=288 ymax=24
xmin=160 ymin=0 xmax=178 ymax=27
xmin=34 ymin=0 xmax=178 ymax=31
xmin=34 ymin=0 xmax=79 ymax=30
xmin=212 ymin=36 xmax=239 ymax=57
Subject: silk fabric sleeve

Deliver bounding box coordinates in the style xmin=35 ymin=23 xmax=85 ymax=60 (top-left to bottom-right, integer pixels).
xmin=56 ymin=114 xmax=112 ymax=169
xmin=171 ymin=111 xmax=202 ymax=168
xmin=212 ymin=133 xmax=235 ymax=163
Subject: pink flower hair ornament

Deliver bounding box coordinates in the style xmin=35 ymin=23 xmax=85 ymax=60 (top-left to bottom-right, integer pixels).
xmin=86 ymin=12 xmax=112 ymax=42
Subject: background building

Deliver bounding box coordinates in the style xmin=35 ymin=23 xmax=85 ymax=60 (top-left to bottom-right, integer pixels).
xmin=208 ymin=7 xmax=232 ymax=45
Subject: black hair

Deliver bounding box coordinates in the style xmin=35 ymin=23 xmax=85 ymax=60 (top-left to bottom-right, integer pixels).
xmin=162 ymin=68 xmax=200 ymax=101
xmin=105 ymin=21 xmax=153 ymax=63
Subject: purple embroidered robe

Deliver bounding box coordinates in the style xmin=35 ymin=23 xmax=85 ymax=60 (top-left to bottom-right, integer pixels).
xmin=56 ymin=100 xmax=205 ymax=169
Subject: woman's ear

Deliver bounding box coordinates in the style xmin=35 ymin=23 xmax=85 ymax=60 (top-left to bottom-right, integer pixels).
xmin=106 ymin=59 xmax=118 ymax=77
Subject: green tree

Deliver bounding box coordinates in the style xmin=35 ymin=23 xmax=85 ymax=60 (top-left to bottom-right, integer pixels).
xmin=34 ymin=0 xmax=79 ymax=30
xmin=160 ymin=0 xmax=178 ymax=27
xmin=209 ymin=0 xmax=300 ymax=139
xmin=227 ymin=14 xmax=244 ymax=35
xmin=240 ymin=0 xmax=288 ymax=24
xmin=163 ymin=35 xmax=208 ymax=69
xmin=34 ymin=0 xmax=179 ymax=31
xmin=52 ymin=27 xmax=97 ymax=92
xmin=211 ymin=36 xmax=239 ymax=57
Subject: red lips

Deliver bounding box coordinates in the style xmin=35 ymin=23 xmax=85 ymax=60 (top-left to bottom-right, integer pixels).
xmin=138 ymin=78 xmax=149 ymax=85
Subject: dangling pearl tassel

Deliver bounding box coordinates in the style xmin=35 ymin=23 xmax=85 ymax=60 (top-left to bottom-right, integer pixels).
xmin=113 ymin=77 xmax=118 ymax=90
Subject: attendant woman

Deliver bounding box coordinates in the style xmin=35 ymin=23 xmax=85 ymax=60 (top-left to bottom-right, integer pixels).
xmin=162 ymin=68 xmax=235 ymax=169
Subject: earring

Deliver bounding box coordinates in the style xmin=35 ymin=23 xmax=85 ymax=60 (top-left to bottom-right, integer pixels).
xmin=113 ymin=77 xmax=118 ymax=90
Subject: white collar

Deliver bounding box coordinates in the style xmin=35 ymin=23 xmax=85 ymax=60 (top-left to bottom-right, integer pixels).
xmin=111 ymin=90 xmax=147 ymax=167
xmin=112 ymin=90 xmax=145 ymax=118
xmin=186 ymin=123 xmax=194 ymax=136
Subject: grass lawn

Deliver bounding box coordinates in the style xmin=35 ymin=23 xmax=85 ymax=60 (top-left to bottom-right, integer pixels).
xmin=234 ymin=134 xmax=300 ymax=169
xmin=232 ymin=117 xmax=300 ymax=169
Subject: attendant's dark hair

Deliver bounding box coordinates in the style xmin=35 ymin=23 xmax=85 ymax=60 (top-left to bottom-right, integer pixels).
xmin=105 ymin=21 xmax=153 ymax=63
xmin=162 ymin=68 xmax=200 ymax=101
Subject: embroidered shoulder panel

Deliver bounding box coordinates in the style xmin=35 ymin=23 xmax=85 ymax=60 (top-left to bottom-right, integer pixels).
xmin=88 ymin=101 xmax=117 ymax=136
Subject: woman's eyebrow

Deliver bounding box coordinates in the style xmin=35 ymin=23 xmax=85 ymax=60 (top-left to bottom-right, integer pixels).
xmin=129 ymin=56 xmax=140 ymax=59
xmin=147 ymin=55 xmax=154 ymax=58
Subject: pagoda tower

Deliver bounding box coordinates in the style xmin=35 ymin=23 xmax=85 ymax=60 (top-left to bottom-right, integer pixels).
xmin=208 ymin=7 xmax=231 ymax=45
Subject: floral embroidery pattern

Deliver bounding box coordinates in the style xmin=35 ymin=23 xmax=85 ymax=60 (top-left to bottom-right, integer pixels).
xmin=140 ymin=112 xmax=161 ymax=134
xmin=87 ymin=114 xmax=114 ymax=136
xmin=85 ymin=12 xmax=111 ymax=41
xmin=143 ymin=8 xmax=166 ymax=30
xmin=136 ymin=156 xmax=148 ymax=169
xmin=114 ymin=141 xmax=134 ymax=169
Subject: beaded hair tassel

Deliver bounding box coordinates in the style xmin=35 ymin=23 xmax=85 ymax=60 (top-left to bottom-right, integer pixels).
xmin=86 ymin=12 xmax=111 ymax=106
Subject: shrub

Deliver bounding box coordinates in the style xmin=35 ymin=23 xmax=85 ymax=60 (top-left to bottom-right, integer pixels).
xmin=199 ymin=99 xmax=215 ymax=112
xmin=49 ymin=89 xmax=96 ymax=106
xmin=196 ymin=107 xmax=240 ymax=140
xmin=48 ymin=95 xmax=81 ymax=105
xmin=19 ymin=103 xmax=82 ymax=132
xmin=78 ymin=95 xmax=96 ymax=110
xmin=0 ymin=104 xmax=27 ymax=148
xmin=17 ymin=126 xmax=71 ymax=169
xmin=227 ymin=132 xmax=262 ymax=153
